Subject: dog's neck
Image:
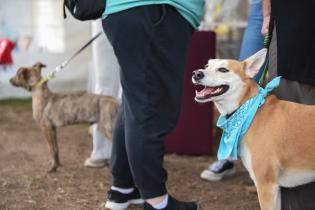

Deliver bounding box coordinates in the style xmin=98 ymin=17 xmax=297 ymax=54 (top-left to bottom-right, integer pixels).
xmin=31 ymin=82 xmax=51 ymax=96
xmin=214 ymin=80 xmax=259 ymax=116
xmin=30 ymin=82 xmax=51 ymax=121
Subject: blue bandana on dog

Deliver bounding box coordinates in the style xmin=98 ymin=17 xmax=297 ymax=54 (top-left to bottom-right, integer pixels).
xmin=217 ymin=77 xmax=281 ymax=160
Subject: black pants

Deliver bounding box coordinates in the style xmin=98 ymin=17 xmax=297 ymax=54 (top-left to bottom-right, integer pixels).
xmin=102 ymin=5 xmax=193 ymax=199
xmin=269 ymin=26 xmax=315 ymax=210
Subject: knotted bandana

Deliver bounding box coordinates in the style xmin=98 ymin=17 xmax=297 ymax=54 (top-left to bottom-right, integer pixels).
xmin=217 ymin=76 xmax=281 ymax=160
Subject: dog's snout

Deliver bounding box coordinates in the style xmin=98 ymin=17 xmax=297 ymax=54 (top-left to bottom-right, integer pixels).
xmin=192 ymin=70 xmax=204 ymax=81
xmin=9 ymin=78 xmax=15 ymax=85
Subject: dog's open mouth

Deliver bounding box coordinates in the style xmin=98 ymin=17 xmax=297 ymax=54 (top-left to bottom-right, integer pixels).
xmin=195 ymin=85 xmax=229 ymax=101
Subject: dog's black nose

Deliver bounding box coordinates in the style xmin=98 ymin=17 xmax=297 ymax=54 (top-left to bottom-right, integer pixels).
xmin=192 ymin=70 xmax=204 ymax=81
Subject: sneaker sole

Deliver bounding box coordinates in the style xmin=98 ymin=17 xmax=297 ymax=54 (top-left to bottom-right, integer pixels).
xmin=200 ymin=167 xmax=236 ymax=182
xmin=105 ymin=199 xmax=144 ymax=210
xmin=84 ymin=158 xmax=107 ymax=168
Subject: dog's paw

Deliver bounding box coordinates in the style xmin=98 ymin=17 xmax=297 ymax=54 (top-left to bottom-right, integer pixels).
xmin=47 ymin=164 xmax=58 ymax=173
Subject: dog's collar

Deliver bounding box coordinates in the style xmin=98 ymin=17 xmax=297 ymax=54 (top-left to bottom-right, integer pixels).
xmin=32 ymin=74 xmax=55 ymax=89
xmin=216 ymin=76 xmax=281 ymax=160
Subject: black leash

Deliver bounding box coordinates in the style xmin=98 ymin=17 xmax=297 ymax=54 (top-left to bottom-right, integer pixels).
xmin=55 ymin=31 xmax=103 ymax=73
xmin=34 ymin=31 xmax=103 ymax=87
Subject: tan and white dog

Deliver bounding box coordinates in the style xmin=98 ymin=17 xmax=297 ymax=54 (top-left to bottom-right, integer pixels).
xmin=192 ymin=49 xmax=315 ymax=210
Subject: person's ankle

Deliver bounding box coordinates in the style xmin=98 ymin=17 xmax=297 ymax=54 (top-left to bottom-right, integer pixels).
xmin=146 ymin=194 xmax=168 ymax=209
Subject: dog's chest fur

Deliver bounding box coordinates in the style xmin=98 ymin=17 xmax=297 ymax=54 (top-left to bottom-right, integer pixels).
xmin=239 ymin=139 xmax=315 ymax=188
xmin=239 ymin=141 xmax=257 ymax=185
xmin=32 ymin=87 xmax=50 ymax=122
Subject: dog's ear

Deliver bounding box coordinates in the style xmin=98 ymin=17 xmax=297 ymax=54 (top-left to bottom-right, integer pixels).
xmin=33 ymin=62 xmax=46 ymax=71
xmin=243 ymin=48 xmax=267 ymax=78
xmin=21 ymin=68 xmax=34 ymax=91
xmin=21 ymin=68 xmax=31 ymax=80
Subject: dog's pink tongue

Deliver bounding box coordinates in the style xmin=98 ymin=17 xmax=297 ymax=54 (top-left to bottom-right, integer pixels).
xmin=196 ymin=87 xmax=218 ymax=98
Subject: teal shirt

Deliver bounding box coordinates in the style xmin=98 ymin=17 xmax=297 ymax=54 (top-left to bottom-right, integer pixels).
xmin=102 ymin=0 xmax=204 ymax=29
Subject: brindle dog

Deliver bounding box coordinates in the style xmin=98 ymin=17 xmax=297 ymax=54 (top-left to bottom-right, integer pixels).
xmin=10 ymin=63 xmax=119 ymax=172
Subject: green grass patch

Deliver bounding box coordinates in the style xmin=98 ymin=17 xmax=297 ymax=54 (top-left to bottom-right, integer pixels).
xmin=0 ymin=98 xmax=32 ymax=109
xmin=69 ymin=123 xmax=90 ymax=129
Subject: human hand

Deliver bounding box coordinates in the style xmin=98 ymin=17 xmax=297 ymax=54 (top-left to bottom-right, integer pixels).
xmin=261 ymin=15 xmax=270 ymax=35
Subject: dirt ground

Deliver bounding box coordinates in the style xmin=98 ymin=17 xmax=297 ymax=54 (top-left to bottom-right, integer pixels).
xmin=0 ymin=100 xmax=259 ymax=210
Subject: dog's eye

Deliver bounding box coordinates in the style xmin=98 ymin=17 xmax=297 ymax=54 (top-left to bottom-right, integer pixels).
xmin=217 ymin=68 xmax=229 ymax=73
xmin=204 ymin=64 xmax=209 ymax=69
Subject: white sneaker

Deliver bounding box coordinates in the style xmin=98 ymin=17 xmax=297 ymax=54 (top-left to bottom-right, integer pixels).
xmin=200 ymin=159 xmax=236 ymax=181
xmin=84 ymin=157 xmax=108 ymax=168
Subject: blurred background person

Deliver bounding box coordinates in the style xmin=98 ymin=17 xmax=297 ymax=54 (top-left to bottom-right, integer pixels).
xmin=84 ymin=20 xmax=121 ymax=168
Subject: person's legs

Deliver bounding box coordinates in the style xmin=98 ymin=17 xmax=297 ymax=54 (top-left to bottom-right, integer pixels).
xmin=200 ymin=159 xmax=235 ymax=182
xmin=105 ymin=97 xmax=145 ymax=210
xmin=103 ymin=4 xmax=194 ymax=209
xmin=91 ymin=20 xmax=121 ymax=98
xmin=239 ymin=1 xmax=264 ymax=81
xmin=110 ymin=97 xmax=134 ymax=188
xmin=91 ymin=124 xmax=112 ymax=158
xmin=85 ymin=20 xmax=122 ymax=167
xmin=239 ymin=1 xmax=264 ymax=61
xmin=122 ymin=6 xmax=192 ymax=199
xmin=269 ymin=25 xmax=315 ymax=210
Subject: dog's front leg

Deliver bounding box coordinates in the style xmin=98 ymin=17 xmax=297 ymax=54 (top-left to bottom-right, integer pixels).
xmin=99 ymin=101 xmax=119 ymax=140
xmin=256 ymin=182 xmax=281 ymax=210
xmin=41 ymin=125 xmax=60 ymax=172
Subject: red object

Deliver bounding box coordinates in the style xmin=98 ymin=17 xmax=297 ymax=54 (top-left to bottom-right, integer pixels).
xmin=0 ymin=38 xmax=15 ymax=65
xmin=165 ymin=31 xmax=216 ymax=155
